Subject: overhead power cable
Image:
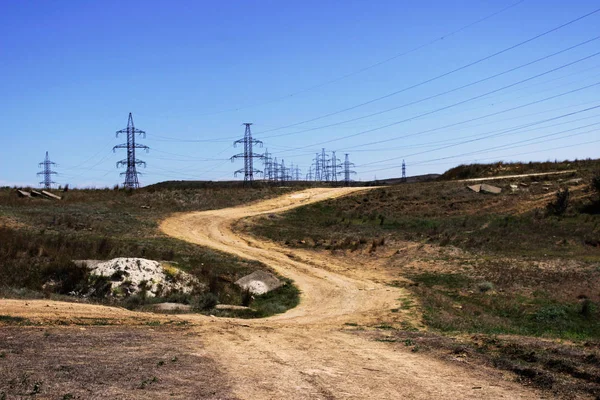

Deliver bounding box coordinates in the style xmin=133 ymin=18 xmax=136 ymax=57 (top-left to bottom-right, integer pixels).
xmin=255 ymin=6 xmax=600 ymax=135
xmin=152 ymin=0 xmax=525 ymax=125
xmin=258 ymin=35 xmax=600 ymax=141
xmin=360 ymin=125 xmax=599 ymax=175
xmin=359 ymin=105 xmax=600 ymax=167
xmin=276 ymin=53 xmax=600 ymax=154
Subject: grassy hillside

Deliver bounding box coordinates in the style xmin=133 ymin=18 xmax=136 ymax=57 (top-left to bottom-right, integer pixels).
xmin=440 ymin=158 xmax=599 ymax=180
xmin=242 ymin=161 xmax=600 ymax=396
xmin=0 ymin=185 xmax=296 ymax=317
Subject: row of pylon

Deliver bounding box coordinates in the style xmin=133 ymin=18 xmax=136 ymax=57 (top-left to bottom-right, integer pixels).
xmin=230 ymin=123 xmax=357 ymax=185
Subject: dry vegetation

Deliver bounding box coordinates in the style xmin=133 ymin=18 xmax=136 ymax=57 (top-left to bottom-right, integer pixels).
xmin=243 ymin=159 xmax=600 ymax=398
xmin=0 ymin=326 xmax=236 ymax=399
xmin=0 ymin=184 xmax=297 ymax=317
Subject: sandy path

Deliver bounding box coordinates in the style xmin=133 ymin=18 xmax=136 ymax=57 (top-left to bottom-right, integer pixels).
xmin=160 ymin=188 xmax=540 ymax=399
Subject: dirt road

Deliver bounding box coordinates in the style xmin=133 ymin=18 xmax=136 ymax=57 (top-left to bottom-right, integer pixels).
xmin=160 ymin=188 xmax=540 ymax=399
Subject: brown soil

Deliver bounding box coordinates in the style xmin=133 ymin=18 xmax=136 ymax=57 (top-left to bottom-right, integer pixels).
xmin=1 ymin=188 xmax=542 ymax=399
xmin=0 ymin=326 xmax=236 ymax=399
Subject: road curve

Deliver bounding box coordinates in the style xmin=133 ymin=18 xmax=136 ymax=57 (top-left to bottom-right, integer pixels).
xmin=160 ymin=188 xmax=539 ymax=399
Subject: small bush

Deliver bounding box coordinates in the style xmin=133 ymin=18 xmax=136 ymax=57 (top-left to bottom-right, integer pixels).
xmin=192 ymin=292 xmax=218 ymax=311
xmin=477 ymin=281 xmax=494 ymax=293
xmin=546 ymin=188 xmax=570 ymax=216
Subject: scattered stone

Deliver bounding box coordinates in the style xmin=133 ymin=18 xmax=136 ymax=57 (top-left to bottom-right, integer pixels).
xmin=565 ymin=178 xmax=583 ymax=185
xmin=467 ymin=184 xmax=501 ymax=194
xmin=215 ymin=304 xmax=251 ymax=311
xmin=235 ymin=270 xmax=284 ymax=295
xmin=510 ymin=184 xmax=519 ymax=192
xmin=152 ymin=302 xmax=192 ymax=312
xmin=41 ymin=190 xmax=62 ymax=200
xmin=140 ymin=205 xmax=151 ymax=209
xmin=16 ymin=190 xmax=31 ymax=198
xmin=480 ymin=184 xmax=501 ymax=194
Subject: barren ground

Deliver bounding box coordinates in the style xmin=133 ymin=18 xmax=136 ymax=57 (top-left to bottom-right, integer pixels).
xmin=1 ymin=188 xmax=543 ymax=399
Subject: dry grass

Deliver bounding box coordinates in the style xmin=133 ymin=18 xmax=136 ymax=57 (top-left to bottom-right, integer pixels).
xmin=0 ymin=326 xmax=237 ymax=399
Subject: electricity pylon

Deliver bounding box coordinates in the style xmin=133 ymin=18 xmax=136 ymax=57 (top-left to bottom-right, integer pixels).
xmin=339 ymin=153 xmax=356 ymax=186
xmin=231 ymin=123 xmax=263 ymax=184
xmin=113 ymin=113 xmax=149 ymax=189
xmin=37 ymin=151 xmax=57 ymax=189
xmin=313 ymin=152 xmax=321 ymax=181
xmin=273 ymin=157 xmax=279 ymax=183
xmin=263 ymin=149 xmax=274 ymax=181
xmin=402 ymin=159 xmax=407 ymax=182
xmin=320 ymin=148 xmax=330 ymax=181
xmin=330 ymin=151 xmax=341 ymax=183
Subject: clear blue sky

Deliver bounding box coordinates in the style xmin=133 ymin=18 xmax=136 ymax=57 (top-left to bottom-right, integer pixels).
xmin=1 ymin=0 xmax=599 ymax=187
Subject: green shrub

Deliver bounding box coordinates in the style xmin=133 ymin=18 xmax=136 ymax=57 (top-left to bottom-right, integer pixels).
xmin=546 ymin=188 xmax=570 ymax=216
xmin=192 ymin=292 xmax=218 ymax=311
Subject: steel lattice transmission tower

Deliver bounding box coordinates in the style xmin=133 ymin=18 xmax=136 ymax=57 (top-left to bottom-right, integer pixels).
xmin=263 ymin=149 xmax=274 ymax=182
xmin=231 ymin=123 xmax=263 ymax=184
xmin=306 ymin=165 xmax=314 ymax=181
xmin=339 ymin=153 xmax=356 ymax=186
xmin=320 ymin=148 xmax=330 ymax=182
xmin=313 ymin=152 xmax=321 ymax=181
xmin=402 ymin=160 xmax=407 ymax=182
xmin=37 ymin=151 xmax=58 ymax=189
xmin=330 ymin=151 xmax=341 ymax=183
xmin=113 ymin=113 xmax=149 ymax=189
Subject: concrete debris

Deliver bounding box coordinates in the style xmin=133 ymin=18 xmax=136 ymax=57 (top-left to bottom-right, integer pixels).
xmin=467 ymin=184 xmax=502 ymax=194
xmin=215 ymin=304 xmax=251 ymax=311
xmin=152 ymin=302 xmax=191 ymax=312
xmin=480 ymin=184 xmax=502 ymax=194
xmin=140 ymin=205 xmax=151 ymax=209
xmin=41 ymin=190 xmax=62 ymax=200
xmin=565 ymin=178 xmax=583 ymax=185
xmin=235 ymin=270 xmax=284 ymax=295
xmin=510 ymin=184 xmax=519 ymax=192
xmin=16 ymin=190 xmax=31 ymax=198
xmin=30 ymin=190 xmax=43 ymax=197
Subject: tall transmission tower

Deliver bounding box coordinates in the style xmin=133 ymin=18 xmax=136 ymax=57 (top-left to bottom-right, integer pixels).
xmin=37 ymin=151 xmax=58 ymax=189
xmin=402 ymin=160 xmax=407 ymax=182
xmin=273 ymin=157 xmax=279 ymax=183
xmin=279 ymin=159 xmax=287 ymax=183
xmin=231 ymin=123 xmax=263 ymax=184
xmin=306 ymin=165 xmax=314 ymax=181
xmin=113 ymin=113 xmax=149 ymax=189
xmin=320 ymin=148 xmax=330 ymax=182
xmin=313 ymin=152 xmax=321 ymax=181
xmin=294 ymin=165 xmax=301 ymax=181
xmin=263 ymin=149 xmax=274 ymax=181
xmin=340 ymin=153 xmax=356 ymax=186
xmin=330 ymin=151 xmax=341 ymax=183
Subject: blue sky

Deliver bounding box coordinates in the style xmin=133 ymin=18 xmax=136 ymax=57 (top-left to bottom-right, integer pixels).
xmin=1 ymin=0 xmax=599 ymax=187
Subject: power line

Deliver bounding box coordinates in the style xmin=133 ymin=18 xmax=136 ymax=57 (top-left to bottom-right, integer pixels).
xmin=360 ymin=124 xmax=600 ymax=176
xmin=146 ymin=0 xmax=525 ymax=124
xmin=255 ymin=7 xmax=600 ymax=136
xmin=259 ymin=35 xmax=600 ymax=141
xmin=276 ymin=55 xmax=600 ymax=155
xmin=359 ymin=105 xmax=600 ymax=167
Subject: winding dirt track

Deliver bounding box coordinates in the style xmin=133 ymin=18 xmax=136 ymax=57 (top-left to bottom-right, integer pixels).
xmin=160 ymin=188 xmax=539 ymax=399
